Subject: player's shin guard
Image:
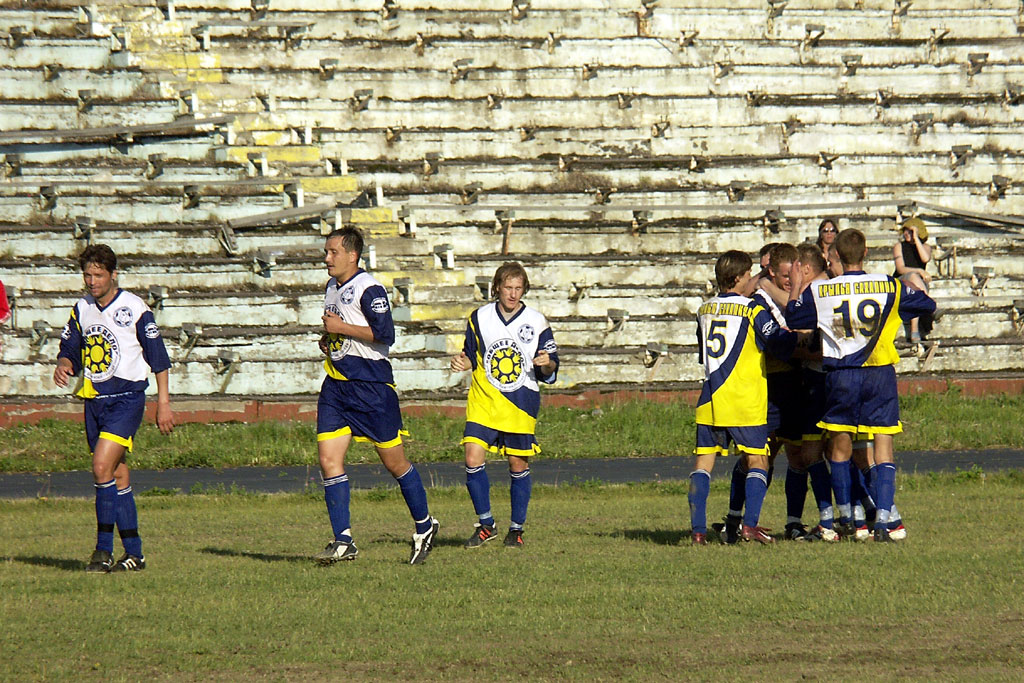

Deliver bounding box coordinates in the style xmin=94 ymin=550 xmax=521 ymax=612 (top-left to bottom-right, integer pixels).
xmin=465 ymin=465 xmax=494 ymax=527
xmin=397 ymin=465 xmax=433 ymax=534
xmin=872 ymin=463 xmax=897 ymax=531
xmin=688 ymin=470 xmax=711 ymax=535
xmin=116 ymin=486 xmax=142 ymax=557
xmin=888 ymin=504 xmax=903 ymax=530
xmin=742 ymin=468 xmax=769 ymax=528
xmin=94 ymin=479 xmax=116 ymax=553
xmin=829 ymin=458 xmax=852 ymax=525
xmin=807 ymin=461 xmax=834 ymax=529
xmin=323 ymin=474 xmax=352 ymax=542
xmin=728 ymin=459 xmax=746 ymax=519
xmin=509 ymin=468 xmax=531 ymax=531
xmin=784 ymin=466 xmax=808 ymax=524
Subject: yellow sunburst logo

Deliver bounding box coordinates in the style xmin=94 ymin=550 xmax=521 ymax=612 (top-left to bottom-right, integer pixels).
xmin=484 ymin=339 xmax=526 ymax=391
xmin=82 ymin=324 xmax=119 ymax=381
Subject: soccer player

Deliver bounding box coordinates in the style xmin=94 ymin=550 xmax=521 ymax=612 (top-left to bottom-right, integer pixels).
xmin=689 ymin=250 xmax=797 ymax=545
xmin=449 ymin=262 xmax=558 ymax=548
xmin=53 ymin=244 xmax=174 ymax=572
xmin=785 ymin=229 xmax=935 ymax=541
xmin=313 ymin=227 xmax=438 ymax=565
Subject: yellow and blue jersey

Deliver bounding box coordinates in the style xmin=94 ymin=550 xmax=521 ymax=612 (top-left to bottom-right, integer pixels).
xmin=695 ymin=293 xmax=796 ymax=428
xmin=785 ymin=271 xmax=935 ymax=369
xmin=463 ymin=302 xmax=558 ymax=436
xmin=751 ymin=287 xmax=800 ymax=375
xmin=57 ymin=289 xmax=171 ymax=399
xmin=323 ymin=270 xmax=395 ymax=384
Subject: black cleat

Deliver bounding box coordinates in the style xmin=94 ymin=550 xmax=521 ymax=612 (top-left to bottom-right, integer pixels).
xmin=110 ymin=553 xmax=146 ymax=572
xmin=315 ymin=540 xmax=359 ymax=564
xmin=712 ymin=515 xmax=741 ymax=545
xmin=86 ymin=549 xmax=113 ymax=573
xmin=410 ymin=517 xmax=439 ymax=565
xmin=873 ymin=527 xmax=895 ymax=543
xmin=784 ymin=523 xmax=808 ymax=540
xmin=464 ymin=523 xmax=497 ymax=548
xmin=503 ymin=529 xmax=524 ymax=548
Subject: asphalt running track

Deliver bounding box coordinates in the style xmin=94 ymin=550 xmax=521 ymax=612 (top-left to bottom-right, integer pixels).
xmin=0 ymin=450 xmax=1021 ymax=499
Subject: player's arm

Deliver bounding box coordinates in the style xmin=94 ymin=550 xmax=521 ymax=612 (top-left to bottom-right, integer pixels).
xmin=325 ymin=286 xmax=395 ymax=345
xmin=758 ymin=280 xmax=788 ymax=308
xmin=54 ymin=305 xmax=82 ymax=387
xmin=784 ymin=285 xmax=817 ymax=330
xmin=533 ymin=327 xmax=558 ymax=383
xmin=136 ymin=311 xmax=174 ymax=434
xmin=753 ymin=307 xmax=797 ymax=362
xmin=450 ymin=318 xmax=476 ymax=372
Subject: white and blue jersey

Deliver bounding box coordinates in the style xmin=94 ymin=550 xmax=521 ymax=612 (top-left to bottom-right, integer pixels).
xmin=57 ymin=289 xmax=171 ymax=398
xmin=322 ymin=270 xmax=395 ymax=385
xmin=462 ymin=302 xmax=558 ymax=440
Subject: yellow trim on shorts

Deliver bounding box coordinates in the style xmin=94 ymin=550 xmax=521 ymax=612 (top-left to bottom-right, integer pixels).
xmin=819 ymin=421 xmax=902 ymax=436
xmin=862 ymin=423 xmax=902 ymax=435
xmin=98 ymin=431 xmax=133 ymax=452
xmin=693 ymin=445 xmax=729 ymax=456
xmin=460 ymin=436 xmax=539 ymax=457
xmin=356 ymin=429 xmax=408 ymax=449
xmin=736 ymin=443 xmax=769 ymax=456
xmin=317 ymin=426 xmax=352 ymax=442
xmin=801 ymin=432 xmax=825 ymax=442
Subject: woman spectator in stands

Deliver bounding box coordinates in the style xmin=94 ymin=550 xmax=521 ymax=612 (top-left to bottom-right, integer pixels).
xmin=815 ymin=218 xmax=839 ymax=263
xmin=892 ymin=217 xmax=933 ymax=342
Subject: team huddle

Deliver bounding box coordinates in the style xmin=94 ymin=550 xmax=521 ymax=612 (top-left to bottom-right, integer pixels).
xmin=55 ymin=223 xmax=929 ymax=572
xmin=691 ymin=227 xmax=935 ymax=545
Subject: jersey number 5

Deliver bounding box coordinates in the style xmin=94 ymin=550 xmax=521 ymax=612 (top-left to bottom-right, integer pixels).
xmin=706 ymin=319 xmax=728 ymax=358
xmin=833 ymin=299 xmax=882 ymax=338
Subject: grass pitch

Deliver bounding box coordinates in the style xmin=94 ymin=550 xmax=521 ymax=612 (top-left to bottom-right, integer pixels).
xmin=2 ymin=473 xmax=1023 ymax=680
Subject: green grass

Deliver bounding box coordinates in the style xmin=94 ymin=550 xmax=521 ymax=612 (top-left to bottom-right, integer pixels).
xmin=2 ymin=474 xmax=1023 ymax=680
xmin=1 ymin=391 xmax=1023 ymax=473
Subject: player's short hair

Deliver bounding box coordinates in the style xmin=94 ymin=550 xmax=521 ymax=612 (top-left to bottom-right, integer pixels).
xmin=768 ymin=243 xmax=798 ymax=274
xmin=796 ymin=243 xmax=826 ymax=274
xmin=835 ymin=228 xmax=866 ymax=266
xmin=325 ymin=226 xmax=364 ymax=260
xmin=758 ymin=242 xmax=780 ymax=259
xmin=78 ymin=244 xmax=117 ymax=273
xmin=715 ymin=250 xmax=752 ymax=291
xmin=491 ymin=261 xmax=530 ymax=299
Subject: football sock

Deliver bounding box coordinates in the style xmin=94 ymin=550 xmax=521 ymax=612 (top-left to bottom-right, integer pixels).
xmin=807 ymin=460 xmax=834 ymax=529
xmin=688 ymin=469 xmax=711 ymax=535
xmin=860 ymin=466 xmax=877 ymax=519
xmin=888 ymin=504 xmax=903 ymax=530
xmin=728 ymin=459 xmax=746 ymax=519
xmin=784 ymin=465 xmax=808 ymax=524
xmin=115 ymin=486 xmax=142 ymax=557
xmin=94 ymin=479 xmax=116 ymax=553
xmin=322 ymin=474 xmax=352 ymax=543
xmin=509 ymin=468 xmax=531 ymax=530
xmin=396 ymin=466 xmax=433 ymax=534
xmin=853 ymin=502 xmax=867 ymax=528
xmin=873 ymin=463 xmax=897 ymax=531
xmin=829 ymin=458 xmax=852 ymax=526
xmin=742 ymin=468 xmax=770 ymax=527
xmin=465 ymin=465 xmax=494 ymax=527
xmin=849 ymin=461 xmax=870 ymax=512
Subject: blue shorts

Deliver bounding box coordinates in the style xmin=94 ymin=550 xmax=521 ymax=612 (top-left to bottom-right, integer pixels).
xmin=317 ymin=378 xmax=406 ymax=448
xmin=461 ymin=421 xmax=541 ymax=458
xmin=694 ymin=424 xmax=769 ymax=457
xmin=84 ymin=391 xmax=146 ymax=453
xmin=766 ymin=369 xmax=803 ymax=443
xmin=819 ymin=365 xmax=902 ymax=435
xmin=799 ymin=368 xmax=827 ymax=441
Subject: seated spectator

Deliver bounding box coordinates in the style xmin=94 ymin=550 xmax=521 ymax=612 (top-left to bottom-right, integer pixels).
xmin=892 ymin=217 xmax=933 ymax=342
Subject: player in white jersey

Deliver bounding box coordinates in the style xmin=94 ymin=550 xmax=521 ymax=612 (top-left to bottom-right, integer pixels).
xmin=785 ymin=229 xmax=934 ymax=541
xmin=54 ymin=244 xmax=174 ymax=573
xmin=450 ymin=262 xmax=558 ymax=548
xmin=313 ymin=227 xmax=438 ymax=565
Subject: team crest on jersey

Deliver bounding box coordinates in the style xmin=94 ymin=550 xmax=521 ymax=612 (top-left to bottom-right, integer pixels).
xmin=112 ymin=306 xmax=133 ymax=327
xmin=328 ymin=334 xmax=352 ymax=360
xmin=517 ymin=324 xmax=535 ymax=344
xmin=82 ymin=323 xmax=120 ymax=382
xmin=370 ymin=297 xmax=389 ymax=314
xmin=144 ymin=322 xmax=160 ymax=339
xmin=483 ymin=338 xmax=527 ymax=392
xmin=761 ymin=320 xmax=776 ymax=336
xmin=340 ymin=286 xmax=356 ymax=305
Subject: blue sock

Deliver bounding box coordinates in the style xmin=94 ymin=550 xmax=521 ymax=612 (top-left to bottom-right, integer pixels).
xmin=465 ymin=464 xmax=494 ymax=527
xmin=688 ymin=470 xmax=711 ymax=534
xmin=829 ymin=458 xmax=852 ymax=525
xmin=323 ymin=474 xmax=351 ymax=542
xmin=728 ymin=459 xmax=746 ymax=519
xmin=873 ymin=463 xmax=897 ymax=531
xmin=94 ymin=479 xmax=116 ymax=553
xmin=509 ymin=468 xmax=531 ymax=530
xmin=742 ymin=468 xmax=769 ymax=527
xmin=807 ymin=460 xmax=834 ymax=528
xmin=849 ymin=461 xmax=870 ymax=514
xmin=784 ymin=466 xmax=807 ymax=524
xmin=397 ymin=466 xmax=432 ymax=534
xmin=115 ymin=486 xmax=142 ymax=557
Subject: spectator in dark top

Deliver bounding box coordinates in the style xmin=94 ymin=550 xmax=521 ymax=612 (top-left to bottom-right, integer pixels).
xmin=815 ymin=218 xmax=839 ymax=262
xmin=892 ymin=217 xmax=933 ymax=342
